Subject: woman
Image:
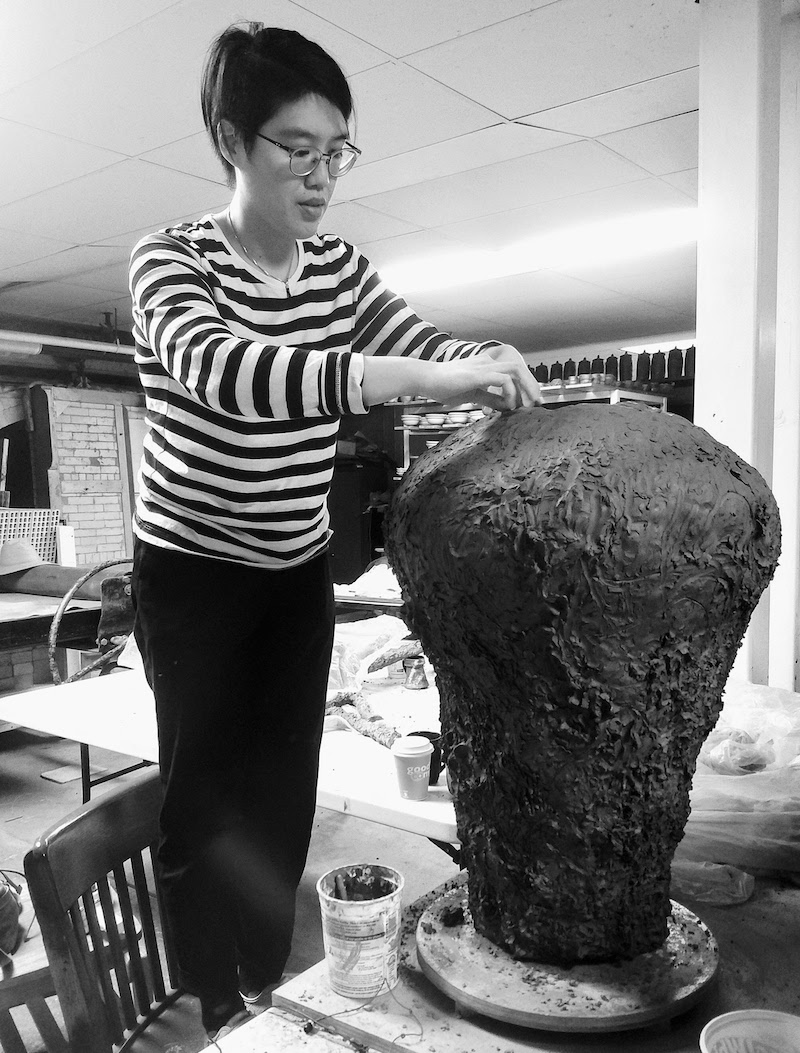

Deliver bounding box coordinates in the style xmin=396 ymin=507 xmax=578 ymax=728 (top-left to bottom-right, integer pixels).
xmin=129 ymin=22 xmax=539 ymax=1043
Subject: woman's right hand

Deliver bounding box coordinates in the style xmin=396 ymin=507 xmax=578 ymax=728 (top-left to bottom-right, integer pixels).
xmin=361 ymin=346 xmax=541 ymax=410
xmin=419 ymin=346 xmax=541 ymax=411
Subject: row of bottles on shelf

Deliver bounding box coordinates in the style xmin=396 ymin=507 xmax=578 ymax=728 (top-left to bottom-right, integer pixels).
xmin=529 ymin=346 xmax=696 ymax=386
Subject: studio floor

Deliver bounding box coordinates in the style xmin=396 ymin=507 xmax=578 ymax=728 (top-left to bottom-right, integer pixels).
xmin=0 ymin=722 xmax=456 ymax=1052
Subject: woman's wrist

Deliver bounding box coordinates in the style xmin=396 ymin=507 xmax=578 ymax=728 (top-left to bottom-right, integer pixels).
xmin=361 ymin=356 xmax=430 ymax=407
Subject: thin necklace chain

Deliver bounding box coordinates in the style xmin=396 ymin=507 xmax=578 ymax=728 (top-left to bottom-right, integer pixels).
xmin=226 ymin=207 xmax=291 ymax=284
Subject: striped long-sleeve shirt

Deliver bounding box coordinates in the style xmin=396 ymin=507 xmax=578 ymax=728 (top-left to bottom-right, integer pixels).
xmin=129 ymin=214 xmax=498 ymax=569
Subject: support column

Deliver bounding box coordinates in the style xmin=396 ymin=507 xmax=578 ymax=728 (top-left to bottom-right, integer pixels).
xmin=769 ymin=12 xmax=800 ymax=690
xmin=694 ymin=0 xmax=781 ymax=685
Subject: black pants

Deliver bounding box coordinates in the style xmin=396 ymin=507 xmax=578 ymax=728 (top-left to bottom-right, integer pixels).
xmin=131 ymin=538 xmax=334 ymax=1025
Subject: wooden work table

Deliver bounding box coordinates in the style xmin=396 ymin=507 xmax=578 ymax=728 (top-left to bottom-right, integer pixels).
xmin=0 ymin=592 xmax=100 ymax=651
xmin=0 ymin=560 xmax=125 ymax=652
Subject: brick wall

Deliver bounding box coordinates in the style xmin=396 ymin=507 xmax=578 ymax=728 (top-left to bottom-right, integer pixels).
xmin=47 ymin=396 xmax=129 ymax=565
xmin=35 ymin=385 xmax=143 ymax=566
xmin=0 ymin=647 xmax=52 ymax=695
xmin=0 ymin=385 xmax=143 ymax=694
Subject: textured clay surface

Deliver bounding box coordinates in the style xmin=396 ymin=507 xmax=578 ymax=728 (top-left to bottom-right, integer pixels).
xmin=384 ymin=405 xmax=780 ymax=965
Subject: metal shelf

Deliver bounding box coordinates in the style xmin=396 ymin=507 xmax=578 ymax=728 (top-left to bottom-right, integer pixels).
xmin=391 ymin=386 xmax=667 ymax=476
xmin=540 ymin=383 xmax=667 ymax=409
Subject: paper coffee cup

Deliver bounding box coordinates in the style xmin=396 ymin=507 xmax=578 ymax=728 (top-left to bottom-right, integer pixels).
xmin=391 ymin=735 xmax=434 ymax=800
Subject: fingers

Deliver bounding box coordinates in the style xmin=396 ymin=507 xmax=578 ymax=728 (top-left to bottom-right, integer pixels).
xmin=428 ymin=354 xmax=541 ymax=411
xmin=480 ymin=346 xmax=542 ymax=408
xmin=481 ymin=374 xmax=520 ymax=412
xmin=522 ymin=373 xmax=542 ymax=407
xmin=486 ymin=367 xmax=540 ymax=411
xmin=510 ymin=360 xmax=542 ymax=407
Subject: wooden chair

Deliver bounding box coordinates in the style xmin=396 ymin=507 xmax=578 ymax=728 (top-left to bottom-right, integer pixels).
xmin=0 ymin=884 xmax=67 ymax=1053
xmin=23 ymin=768 xmax=204 ymax=1052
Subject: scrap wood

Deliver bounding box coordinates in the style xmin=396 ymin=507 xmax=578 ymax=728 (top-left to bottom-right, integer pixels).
xmin=339 ymin=706 xmax=399 ymax=748
xmin=367 ymin=637 xmax=422 ymax=673
xmin=326 ymin=691 xmax=400 ymax=748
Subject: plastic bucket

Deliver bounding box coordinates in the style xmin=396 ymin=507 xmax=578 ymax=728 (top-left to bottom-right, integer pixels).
xmin=699 ymin=1009 xmax=800 ymax=1053
xmin=316 ymin=863 xmax=404 ymax=998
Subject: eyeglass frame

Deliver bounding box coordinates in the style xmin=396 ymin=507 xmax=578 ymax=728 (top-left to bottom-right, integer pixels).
xmin=255 ymin=133 xmax=361 ymax=177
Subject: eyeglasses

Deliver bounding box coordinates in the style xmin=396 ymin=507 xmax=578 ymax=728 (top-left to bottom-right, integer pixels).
xmin=256 ymin=134 xmax=361 ymax=177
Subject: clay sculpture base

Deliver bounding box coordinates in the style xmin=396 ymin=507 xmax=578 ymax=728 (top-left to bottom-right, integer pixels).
xmin=415 ymin=873 xmax=719 ymax=1033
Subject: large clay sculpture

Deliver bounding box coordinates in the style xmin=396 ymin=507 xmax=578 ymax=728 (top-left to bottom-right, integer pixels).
xmin=384 ymin=405 xmax=780 ymax=964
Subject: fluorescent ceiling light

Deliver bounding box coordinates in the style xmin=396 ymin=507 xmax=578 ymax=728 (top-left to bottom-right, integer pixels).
xmin=380 ymin=207 xmax=698 ymax=296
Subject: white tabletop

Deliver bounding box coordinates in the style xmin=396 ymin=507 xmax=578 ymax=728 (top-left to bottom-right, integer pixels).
xmin=0 ymin=667 xmax=158 ymax=759
xmin=320 ymin=728 xmax=455 ymax=842
xmin=0 ymin=666 xmax=459 ymax=845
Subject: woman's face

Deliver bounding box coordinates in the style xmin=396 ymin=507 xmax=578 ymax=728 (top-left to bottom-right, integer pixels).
xmin=233 ymin=93 xmax=350 ymax=244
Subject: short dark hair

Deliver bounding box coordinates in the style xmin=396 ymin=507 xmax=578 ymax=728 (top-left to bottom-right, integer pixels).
xmin=201 ymin=23 xmax=354 ymax=185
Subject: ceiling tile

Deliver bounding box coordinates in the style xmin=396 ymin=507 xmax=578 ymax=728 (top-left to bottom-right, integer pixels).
xmin=335 ymin=122 xmax=578 ymax=203
xmin=598 ymin=112 xmax=698 ymax=176
xmin=0 ymin=228 xmax=73 ymax=272
xmin=0 ymin=245 xmax=131 ymax=284
xmin=419 ymin=269 xmax=662 ymax=322
xmin=357 ymin=140 xmax=649 ymax=229
xmin=355 ymin=229 xmax=475 ymax=273
xmin=403 ymin=301 xmax=540 ymax=349
xmin=224 ymin=0 xmax=388 ymax=75
xmin=0 ymin=8 xmax=203 ymax=153
xmin=555 ymin=243 xmax=697 ymax=309
xmin=0 ymin=0 xmax=177 ymax=94
xmin=68 ymin=261 xmax=133 ymax=296
xmin=95 ymin=207 xmax=230 ymax=250
xmin=408 ymin=0 xmax=699 ymax=119
xmin=292 ymin=0 xmax=550 ymax=56
xmin=523 ymin=68 xmax=699 ymax=138
xmin=55 ymin=295 xmax=135 ymax=329
xmin=348 ymin=62 xmax=502 ymax=162
xmin=528 ymin=308 xmax=694 ymax=353
xmin=0 ymin=0 xmax=386 ymax=155
xmin=408 ymin=270 xmax=691 ymax=351
xmin=0 ymin=119 xmax=126 ymax=206
xmin=421 ymin=271 xmax=610 ymax=324
xmin=661 ymin=168 xmax=699 ymax=199
xmin=0 ymin=1 xmax=706 ymax=348
xmin=139 ymin=132 xmax=226 ymax=185
xmin=0 ymin=160 xmax=227 ymax=244
xmin=0 ymin=280 xmax=124 ymax=317
xmin=321 ymin=203 xmax=419 ymax=245
xmin=436 ymin=177 xmax=696 ymax=250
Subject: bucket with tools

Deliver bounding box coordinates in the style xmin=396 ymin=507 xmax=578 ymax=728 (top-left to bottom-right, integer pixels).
xmin=316 ymin=863 xmax=404 ymax=998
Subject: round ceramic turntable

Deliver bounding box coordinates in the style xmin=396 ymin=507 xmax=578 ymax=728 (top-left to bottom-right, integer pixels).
xmin=415 ymin=874 xmax=719 ymax=1033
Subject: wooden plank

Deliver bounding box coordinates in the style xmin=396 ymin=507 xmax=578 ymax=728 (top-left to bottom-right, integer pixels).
xmin=195 ymin=1006 xmax=358 ymax=1051
xmin=273 ymin=877 xmax=800 ymax=1053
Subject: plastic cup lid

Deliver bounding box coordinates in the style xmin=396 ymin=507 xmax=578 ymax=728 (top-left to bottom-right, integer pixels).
xmin=391 ymin=735 xmax=434 ymax=756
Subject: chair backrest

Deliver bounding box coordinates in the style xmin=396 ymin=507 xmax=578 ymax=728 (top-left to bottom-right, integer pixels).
xmin=24 ymin=768 xmax=181 ymax=1053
